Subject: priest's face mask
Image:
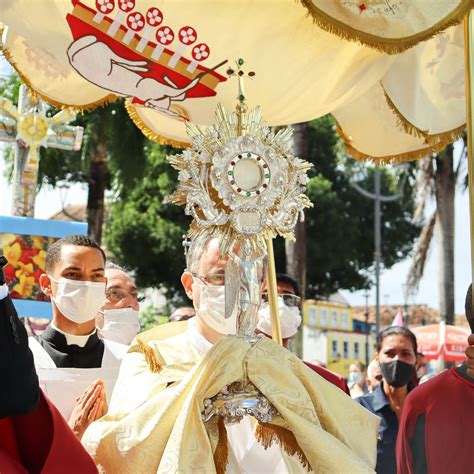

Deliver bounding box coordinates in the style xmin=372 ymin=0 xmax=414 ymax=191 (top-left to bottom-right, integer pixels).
xmin=39 ymin=244 xmax=106 ymax=324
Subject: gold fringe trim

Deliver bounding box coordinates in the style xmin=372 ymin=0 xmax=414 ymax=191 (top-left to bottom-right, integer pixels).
xmin=0 ymin=44 xmax=118 ymax=112
xmin=255 ymin=422 xmax=312 ymax=472
xmin=137 ymin=338 xmax=161 ymax=373
xmin=125 ymin=100 xmax=191 ymax=149
xmin=298 ymin=0 xmax=473 ymax=55
xmin=333 ymin=118 xmax=465 ymax=165
xmin=214 ymin=417 xmax=228 ymax=474
xmin=383 ymin=86 xmax=466 ymax=147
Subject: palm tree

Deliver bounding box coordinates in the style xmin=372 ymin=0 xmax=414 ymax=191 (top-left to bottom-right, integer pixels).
xmin=406 ymin=141 xmax=466 ymax=325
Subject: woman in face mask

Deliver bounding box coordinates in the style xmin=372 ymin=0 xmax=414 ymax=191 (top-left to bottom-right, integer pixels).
xmin=356 ymin=326 xmax=417 ymax=474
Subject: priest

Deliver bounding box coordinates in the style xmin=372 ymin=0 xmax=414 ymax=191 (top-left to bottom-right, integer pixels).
xmin=83 ymin=235 xmax=379 ymax=473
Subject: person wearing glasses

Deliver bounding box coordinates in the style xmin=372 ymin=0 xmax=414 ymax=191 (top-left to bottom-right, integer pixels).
xmin=96 ymin=262 xmax=142 ymax=346
xmin=82 ymin=235 xmax=376 ymax=472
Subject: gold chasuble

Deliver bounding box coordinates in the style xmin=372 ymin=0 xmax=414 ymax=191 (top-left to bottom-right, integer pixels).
xmin=83 ymin=321 xmax=379 ymax=473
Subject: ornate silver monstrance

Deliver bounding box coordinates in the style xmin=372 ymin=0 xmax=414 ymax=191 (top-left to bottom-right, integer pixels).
xmin=166 ymin=60 xmax=312 ymax=423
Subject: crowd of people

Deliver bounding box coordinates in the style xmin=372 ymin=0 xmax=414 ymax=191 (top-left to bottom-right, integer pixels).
xmin=1 ymin=233 xmax=473 ymax=472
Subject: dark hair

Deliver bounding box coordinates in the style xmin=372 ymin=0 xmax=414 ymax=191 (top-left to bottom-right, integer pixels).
xmin=376 ymin=326 xmax=417 ymax=354
xmin=465 ymin=283 xmax=473 ymax=323
xmin=45 ymin=235 xmax=106 ymax=273
xmin=276 ymin=273 xmax=300 ymax=297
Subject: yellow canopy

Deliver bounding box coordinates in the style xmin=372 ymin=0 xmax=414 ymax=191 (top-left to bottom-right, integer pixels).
xmin=0 ymin=0 xmax=470 ymax=160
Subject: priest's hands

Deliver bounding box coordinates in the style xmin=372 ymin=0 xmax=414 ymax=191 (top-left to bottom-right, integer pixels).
xmin=68 ymin=379 xmax=108 ymax=440
xmin=466 ymin=334 xmax=474 ymax=379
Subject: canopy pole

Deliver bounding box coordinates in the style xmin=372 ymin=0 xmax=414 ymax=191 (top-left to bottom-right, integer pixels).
xmin=265 ymin=237 xmax=283 ymax=345
xmin=464 ymin=12 xmax=474 ymax=332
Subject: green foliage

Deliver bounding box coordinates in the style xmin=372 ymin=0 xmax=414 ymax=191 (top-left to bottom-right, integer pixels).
xmin=105 ymin=142 xmax=191 ymax=295
xmin=106 ymin=115 xmax=419 ymax=298
xmin=288 ymin=116 xmax=420 ymax=296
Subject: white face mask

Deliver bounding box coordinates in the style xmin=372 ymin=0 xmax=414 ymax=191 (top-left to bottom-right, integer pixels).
xmin=101 ymin=307 xmax=140 ymax=345
xmin=196 ymin=283 xmax=237 ymax=335
xmin=257 ymin=298 xmax=302 ymax=339
xmin=50 ymin=277 xmax=106 ymax=324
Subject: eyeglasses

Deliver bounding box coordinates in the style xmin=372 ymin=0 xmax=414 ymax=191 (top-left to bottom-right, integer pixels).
xmin=191 ymin=272 xmax=226 ymax=286
xmin=106 ymin=287 xmax=144 ymax=303
xmin=262 ymin=292 xmax=301 ymax=308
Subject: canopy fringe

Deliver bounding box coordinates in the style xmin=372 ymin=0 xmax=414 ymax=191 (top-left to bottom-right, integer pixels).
xmin=125 ymin=100 xmax=191 ymax=149
xmin=383 ymin=86 xmax=466 ymax=147
xmin=297 ymin=0 xmax=473 ymax=55
xmin=1 ymin=44 xmax=117 ymax=112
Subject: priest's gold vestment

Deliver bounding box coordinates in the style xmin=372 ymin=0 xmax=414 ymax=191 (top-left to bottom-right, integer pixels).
xmin=83 ymin=320 xmax=380 ymax=473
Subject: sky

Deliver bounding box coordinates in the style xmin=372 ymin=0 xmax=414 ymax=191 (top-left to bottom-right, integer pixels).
xmin=0 ymin=57 xmax=472 ymax=314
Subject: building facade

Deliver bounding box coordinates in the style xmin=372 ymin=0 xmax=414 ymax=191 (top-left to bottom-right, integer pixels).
xmin=302 ymin=297 xmax=376 ymax=376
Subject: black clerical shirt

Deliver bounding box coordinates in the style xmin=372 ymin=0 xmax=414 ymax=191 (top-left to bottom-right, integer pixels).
xmin=36 ymin=325 xmax=105 ymax=368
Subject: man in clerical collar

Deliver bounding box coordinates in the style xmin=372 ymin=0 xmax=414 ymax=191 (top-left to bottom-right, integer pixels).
xmin=33 ymin=234 xmax=108 ymax=369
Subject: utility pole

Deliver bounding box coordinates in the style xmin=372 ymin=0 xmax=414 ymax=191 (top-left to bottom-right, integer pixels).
xmin=364 ymin=291 xmax=370 ymax=367
xmin=350 ymin=165 xmax=406 ymax=336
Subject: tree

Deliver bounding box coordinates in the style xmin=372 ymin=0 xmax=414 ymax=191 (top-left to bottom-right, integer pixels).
xmin=104 ymin=142 xmax=191 ymax=297
xmin=0 ymin=72 xmax=146 ymax=244
xmin=275 ymin=115 xmax=420 ymax=297
xmin=106 ymin=115 xmax=419 ymax=301
xmin=406 ymin=143 xmax=463 ymax=325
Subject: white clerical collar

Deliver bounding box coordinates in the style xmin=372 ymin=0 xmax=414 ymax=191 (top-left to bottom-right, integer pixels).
xmin=0 ymin=284 xmax=8 ymax=300
xmin=50 ymin=321 xmax=96 ymax=348
xmin=187 ymin=317 xmax=214 ymax=356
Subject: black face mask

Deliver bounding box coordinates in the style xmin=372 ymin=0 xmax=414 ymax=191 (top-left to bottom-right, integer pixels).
xmin=379 ymin=360 xmax=416 ymax=388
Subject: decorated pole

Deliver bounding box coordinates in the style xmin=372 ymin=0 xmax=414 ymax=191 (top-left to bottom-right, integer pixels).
xmin=464 ymin=11 xmax=474 ymax=332
xmin=0 ymin=85 xmax=83 ymax=217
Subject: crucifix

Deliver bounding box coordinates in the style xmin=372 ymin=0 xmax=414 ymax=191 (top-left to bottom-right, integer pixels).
xmin=0 ymin=85 xmax=84 ymax=217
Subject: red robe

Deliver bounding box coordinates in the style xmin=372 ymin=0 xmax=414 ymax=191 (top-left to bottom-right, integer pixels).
xmin=396 ymin=367 xmax=474 ymax=474
xmin=304 ymin=361 xmax=350 ymax=395
xmin=0 ymin=391 xmax=97 ymax=474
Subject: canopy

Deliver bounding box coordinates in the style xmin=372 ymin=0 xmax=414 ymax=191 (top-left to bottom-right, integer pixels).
xmin=0 ymin=0 xmax=471 ymax=160
xmin=411 ymin=322 xmax=470 ymax=362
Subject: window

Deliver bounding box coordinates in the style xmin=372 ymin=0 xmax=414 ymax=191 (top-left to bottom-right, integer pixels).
xmin=343 ymin=341 xmax=349 ymax=359
xmin=332 ymin=311 xmax=338 ymax=328
xmin=320 ymin=309 xmax=328 ymax=327
xmin=354 ymin=342 xmax=360 ymax=360
xmin=308 ymin=307 xmax=317 ymax=326
xmin=342 ymin=311 xmax=349 ymax=329
xmin=331 ymin=340 xmax=338 ymax=359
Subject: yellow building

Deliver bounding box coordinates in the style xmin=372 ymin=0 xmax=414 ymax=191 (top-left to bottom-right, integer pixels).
xmin=302 ymin=295 xmax=376 ymax=376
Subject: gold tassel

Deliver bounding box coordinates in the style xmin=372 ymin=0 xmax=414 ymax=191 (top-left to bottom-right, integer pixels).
xmin=214 ymin=417 xmax=229 ymax=474
xmin=297 ymin=0 xmax=473 ymax=56
xmin=125 ymin=100 xmax=191 ymax=149
xmin=137 ymin=338 xmax=161 ymax=373
xmin=255 ymin=422 xmax=312 ymax=472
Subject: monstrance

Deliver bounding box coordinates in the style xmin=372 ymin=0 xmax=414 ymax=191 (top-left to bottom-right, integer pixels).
xmin=166 ymin=61 xmax=312 ymax=423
